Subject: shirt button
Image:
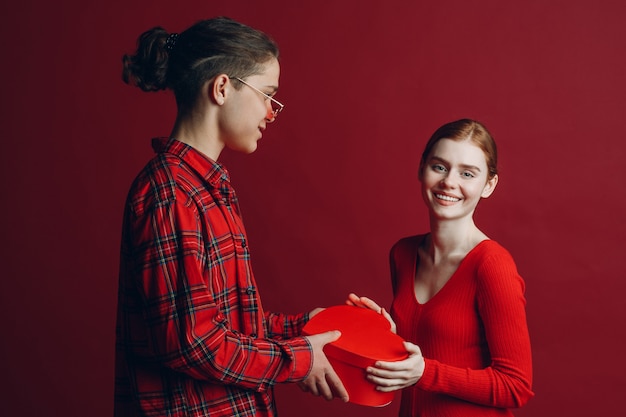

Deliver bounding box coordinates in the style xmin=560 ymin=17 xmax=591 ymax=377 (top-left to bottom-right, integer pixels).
xmin=250 ymin=333 xmax=257 ymax=338
xmin=246 ymin=287 xmax=256 ymax=294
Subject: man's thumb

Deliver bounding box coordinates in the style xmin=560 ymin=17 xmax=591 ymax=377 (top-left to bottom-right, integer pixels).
xmin=323 ymin=330 xmax=342 ymax=344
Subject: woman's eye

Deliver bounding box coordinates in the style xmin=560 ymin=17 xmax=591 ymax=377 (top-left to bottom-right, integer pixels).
xmin=461 ymin=171 xmax=475 ymax=178
xmin=432 ymin=164 xmax=446 ymax=172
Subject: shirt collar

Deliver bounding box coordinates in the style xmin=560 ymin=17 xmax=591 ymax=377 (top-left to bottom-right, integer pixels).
xmin=151 ymin=137 xmax=231 ymax=188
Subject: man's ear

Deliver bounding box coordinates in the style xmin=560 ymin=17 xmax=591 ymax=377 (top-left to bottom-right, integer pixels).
xmin=481 ymin=174 xmax=498 ymax=198
xmin=209 ymin=74 xmax=230 ymax=105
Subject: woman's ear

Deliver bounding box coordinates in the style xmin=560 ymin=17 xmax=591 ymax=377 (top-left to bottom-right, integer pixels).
xmin=481 ymin=174 xmax=498 ymax=198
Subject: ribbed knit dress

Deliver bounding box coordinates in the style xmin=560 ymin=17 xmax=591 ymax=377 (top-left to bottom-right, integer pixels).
xmin=389 ymin=235 xmax=534 ymax=417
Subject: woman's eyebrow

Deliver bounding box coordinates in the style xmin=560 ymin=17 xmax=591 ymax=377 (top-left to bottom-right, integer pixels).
xmin=430 ymin=155 xmax=482 ymax=172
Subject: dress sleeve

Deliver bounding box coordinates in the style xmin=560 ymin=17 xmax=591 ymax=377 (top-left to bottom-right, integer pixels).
xmin=127 ymin=197 xmax=312 ymax=392
xmin=417 ymin=248 xmax=534 ymax=408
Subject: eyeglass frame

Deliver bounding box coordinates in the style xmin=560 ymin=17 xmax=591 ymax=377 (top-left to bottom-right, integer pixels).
xmin=232 ymin=77 xmax=285 ymax=118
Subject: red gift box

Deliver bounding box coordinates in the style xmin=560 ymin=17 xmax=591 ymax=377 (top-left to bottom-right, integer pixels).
xmin=302 ymin=305 xmax=408 ymax=407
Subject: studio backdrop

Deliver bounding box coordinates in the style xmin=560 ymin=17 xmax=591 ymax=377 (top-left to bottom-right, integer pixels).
xmin=1 ymin=1 xmax=624 ymax=416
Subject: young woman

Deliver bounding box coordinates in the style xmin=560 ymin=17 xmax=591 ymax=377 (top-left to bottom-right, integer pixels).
xmin=115 ymin=17 xmax=347 ymax=417
xmin=349 ymin=119 xmax=534 ymax=416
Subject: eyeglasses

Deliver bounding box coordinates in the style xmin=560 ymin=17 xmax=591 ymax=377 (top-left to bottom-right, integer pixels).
xmin=233 ymin=77 xmax=284 ymax=118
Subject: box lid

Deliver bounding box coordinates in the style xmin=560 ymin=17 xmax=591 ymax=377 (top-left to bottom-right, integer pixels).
xmin=302 ymin=305 xmax=408 ymax=367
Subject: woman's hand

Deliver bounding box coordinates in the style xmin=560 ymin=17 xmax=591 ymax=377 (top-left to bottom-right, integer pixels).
xmin=366 ymin=341 xmax=425 ymax=392
xmin=309 ymin=307 xmax=324 ymax=319
xmin=345 ymin=293 xmax=396 ymax=333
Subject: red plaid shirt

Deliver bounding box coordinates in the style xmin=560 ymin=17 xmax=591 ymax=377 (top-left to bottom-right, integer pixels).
xmin=115 ymin=138 xmax=312 ymax=417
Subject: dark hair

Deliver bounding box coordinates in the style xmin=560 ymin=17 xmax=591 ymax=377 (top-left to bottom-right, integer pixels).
xmin=122 ymin=16 xmax=279 ymax=110
xmin=419 ymin=119 xmax=498 ymax=179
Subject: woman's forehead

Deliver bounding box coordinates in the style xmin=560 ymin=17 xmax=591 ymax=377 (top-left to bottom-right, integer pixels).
xmin=430 ymin=138 xmax=488 ymax=166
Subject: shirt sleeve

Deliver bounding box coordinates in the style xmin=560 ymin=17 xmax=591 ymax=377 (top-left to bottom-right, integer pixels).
xmin=126 ymin=196 xmax=312 ymax=392
xmin=264 ymin=311 xmax=309 ymax=340
xmin=416 ymin=249 xmax=534 ymax=408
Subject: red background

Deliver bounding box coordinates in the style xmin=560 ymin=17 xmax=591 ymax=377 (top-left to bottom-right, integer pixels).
xmin=2 ymin=1 xmax=625 ymax=416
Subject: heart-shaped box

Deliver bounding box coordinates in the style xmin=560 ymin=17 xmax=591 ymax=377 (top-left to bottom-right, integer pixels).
xmin=302 ymin=305 xmax=408 ymax=407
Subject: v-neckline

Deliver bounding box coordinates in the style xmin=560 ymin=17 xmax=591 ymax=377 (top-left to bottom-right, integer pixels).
xmin=411 ymin=235 xmax=490 ymax=306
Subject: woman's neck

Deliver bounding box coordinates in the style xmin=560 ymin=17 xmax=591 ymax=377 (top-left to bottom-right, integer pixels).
xmin=425 ymin=218 xmax=487 ymax=263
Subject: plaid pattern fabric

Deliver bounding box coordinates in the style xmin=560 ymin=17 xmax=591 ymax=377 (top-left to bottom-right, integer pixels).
xmin=115 ymin=138 xmax=312 ymax=417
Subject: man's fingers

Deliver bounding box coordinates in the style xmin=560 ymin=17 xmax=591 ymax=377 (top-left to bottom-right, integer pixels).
xmin=326 ymin=370 xmax=349 ymax=402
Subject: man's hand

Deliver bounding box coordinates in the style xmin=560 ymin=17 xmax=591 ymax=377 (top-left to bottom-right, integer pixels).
xmin=299 ymin=330 xmax=349 ymax=402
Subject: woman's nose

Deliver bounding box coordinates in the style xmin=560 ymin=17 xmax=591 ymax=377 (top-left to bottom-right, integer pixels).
xmin=440 ymin=173 xmax=456 ymax=187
